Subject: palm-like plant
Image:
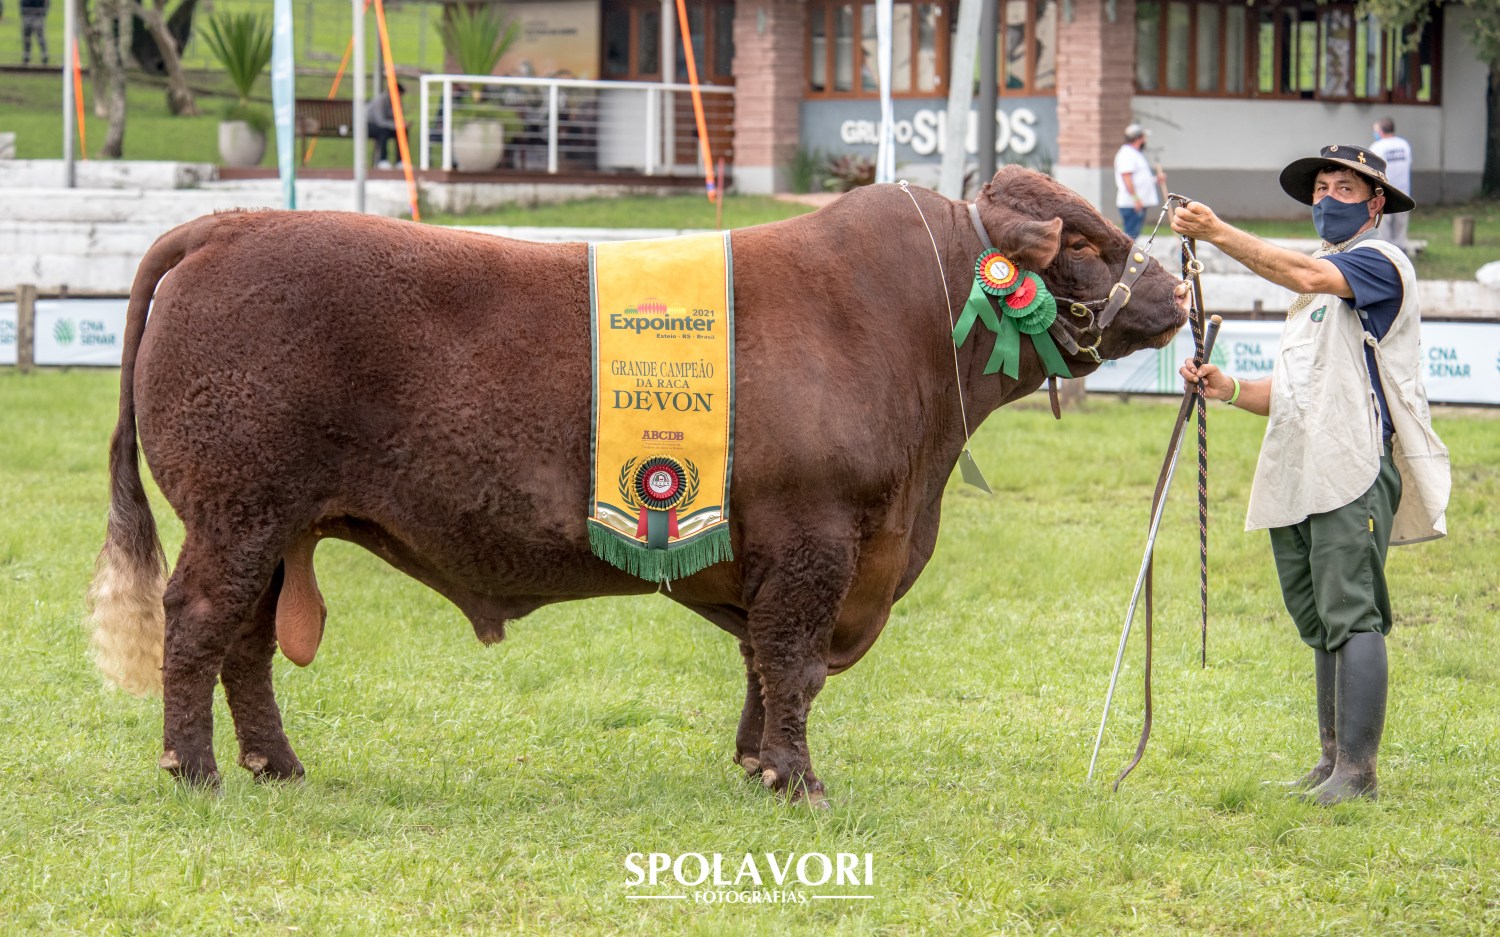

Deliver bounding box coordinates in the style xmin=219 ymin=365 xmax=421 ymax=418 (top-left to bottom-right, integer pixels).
xmin=200 ymin=12 xmax=274 ymax=111
xmin=437 ymin=2 xmax=522 ymax=103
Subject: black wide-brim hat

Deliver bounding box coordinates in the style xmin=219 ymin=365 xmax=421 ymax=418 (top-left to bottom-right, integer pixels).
xmin=1279 ymin=143 xmax=1415 ymax=214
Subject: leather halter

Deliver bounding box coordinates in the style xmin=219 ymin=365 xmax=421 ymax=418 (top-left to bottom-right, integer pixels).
xmin=967 ymin=200 xmax=1162 ymax=363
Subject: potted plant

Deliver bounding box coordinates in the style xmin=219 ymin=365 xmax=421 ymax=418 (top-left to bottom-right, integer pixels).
xmin=200 ymin=11 xmax=273 ymax=168
xmin=437 ymin=2 xmax=522 ymax=171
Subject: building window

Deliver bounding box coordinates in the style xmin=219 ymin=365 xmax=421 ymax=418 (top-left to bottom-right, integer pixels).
xmin=1136 ymin=0 xmax=1439 ymax=104
xmin=603 ymin=1 xmax=733 ymax=83
xmin=805 ymin=1 xmax=1054 ymax=98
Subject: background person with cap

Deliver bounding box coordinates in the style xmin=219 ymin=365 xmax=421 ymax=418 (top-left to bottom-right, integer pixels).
xmin=1172 ymin=143 xmax=1450 ymax=806
xmin=1113 ymin=123 xmax=1167 ymax=239
xmin=1370 ymin=117 xmax=1414 ymax=255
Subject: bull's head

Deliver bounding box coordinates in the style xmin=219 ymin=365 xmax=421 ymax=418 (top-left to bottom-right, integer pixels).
xmin=974 ymin=166 xmax=1188 ymax=366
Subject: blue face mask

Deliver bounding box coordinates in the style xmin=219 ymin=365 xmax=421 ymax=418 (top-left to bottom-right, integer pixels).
xmin=1312 ymin=196 xmax=1371 ymax=244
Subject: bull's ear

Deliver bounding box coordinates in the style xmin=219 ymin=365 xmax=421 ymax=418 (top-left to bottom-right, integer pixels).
xmin=998 ymin=216 xmax=1063 ymax=271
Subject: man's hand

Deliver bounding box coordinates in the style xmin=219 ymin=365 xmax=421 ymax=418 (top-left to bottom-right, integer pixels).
xmin=1169 ymin=200 xmax=1224 ymax=243
xmin=1178 ymin=359 xmax=1234 ymax=401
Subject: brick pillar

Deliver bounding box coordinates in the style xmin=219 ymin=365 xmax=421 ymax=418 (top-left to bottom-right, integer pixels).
xmin=1054 ymin=0 xmax=1136 ymax=211
xmin=732 ymin=0 xmax=804 ymax=194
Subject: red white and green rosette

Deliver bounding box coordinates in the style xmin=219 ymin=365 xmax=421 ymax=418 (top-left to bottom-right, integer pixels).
xmin=975 ymin=249 xmax=1022 ymax=296
xmin=953 ymin=258 xmax=1072 ymax=381
xmin=1002 ymin=271 xmax=1058 ymax=335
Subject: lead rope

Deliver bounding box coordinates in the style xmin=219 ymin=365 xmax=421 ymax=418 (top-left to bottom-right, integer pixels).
xmin=1110 ymin=198 xmax=1211 ymax=790
xmin=1188 ymin=235 xmax=1210 ymax=669
xmin=899 ymin=182 xmax=978 ymax=452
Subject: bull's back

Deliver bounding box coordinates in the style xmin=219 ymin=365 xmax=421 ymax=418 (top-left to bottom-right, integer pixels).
xmin=134 ymin=212 xmax=597 ymax=553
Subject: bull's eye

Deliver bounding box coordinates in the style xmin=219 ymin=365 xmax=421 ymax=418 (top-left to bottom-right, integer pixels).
xmin=1069 ymin=240 xmax=1091 ymax=254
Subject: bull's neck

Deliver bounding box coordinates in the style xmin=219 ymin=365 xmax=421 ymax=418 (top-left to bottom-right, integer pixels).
xmin=933 ymin=200 xmax=1047 ymax=450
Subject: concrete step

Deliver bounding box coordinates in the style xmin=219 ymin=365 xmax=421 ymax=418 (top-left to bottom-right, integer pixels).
xmin=0 ymin=159 xmax=218 ymax=190
xmin=1142 ymin=236 xmax=1428 ymax=275
xmin=1199 ymin=272 xmax=1499 ymax=318
xmin=0 ymin=181 xmax=412 ymax=224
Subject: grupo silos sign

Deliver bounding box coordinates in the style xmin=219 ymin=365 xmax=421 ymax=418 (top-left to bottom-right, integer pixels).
xmin=799 ymin=98 xmax=1057 ymax=166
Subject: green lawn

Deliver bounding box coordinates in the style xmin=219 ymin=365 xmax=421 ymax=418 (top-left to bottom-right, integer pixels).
xmin=0 ymin=0 xmax=445 ymax=73
xmin=2 ymin=368 xmax=1497 ymax=934
xmin=0 ymin=68 xmax=409 ymax=168
xmin=428 ymin=194 xmax=818 ymax=230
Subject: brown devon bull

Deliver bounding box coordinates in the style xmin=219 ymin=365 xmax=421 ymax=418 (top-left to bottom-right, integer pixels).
xmin=90 ymin=167 xmax=1187 ymax=804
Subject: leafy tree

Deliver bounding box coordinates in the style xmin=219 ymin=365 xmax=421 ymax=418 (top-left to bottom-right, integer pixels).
xmin=1358 ymin=0 xmax=1500 ymax=197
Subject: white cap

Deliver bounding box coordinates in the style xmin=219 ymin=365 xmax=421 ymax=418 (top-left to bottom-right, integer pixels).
xmin=1123 ymin=123 xmax=1149 ymax=141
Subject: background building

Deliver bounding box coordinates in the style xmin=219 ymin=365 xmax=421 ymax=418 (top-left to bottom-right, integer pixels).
xmin=724 ymin=0 xmax=1487 ymax=215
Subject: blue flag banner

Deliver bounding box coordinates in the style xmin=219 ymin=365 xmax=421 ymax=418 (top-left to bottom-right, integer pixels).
xmin=272 ymin=0 xmax=296 ymax=209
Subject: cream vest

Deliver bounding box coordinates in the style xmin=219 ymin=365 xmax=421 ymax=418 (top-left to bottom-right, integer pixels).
xmin=1245 ymin=236 xmax=1449 ymax=544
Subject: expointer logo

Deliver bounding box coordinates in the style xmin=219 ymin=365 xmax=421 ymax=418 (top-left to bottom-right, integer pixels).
xmin=624 ymin=851 xmax=875 ymax=904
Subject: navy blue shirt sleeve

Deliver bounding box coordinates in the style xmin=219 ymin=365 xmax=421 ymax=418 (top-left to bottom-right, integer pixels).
xmin=1325 ymin=248 xmax=1403 ymax=338
xmin=1324 ymin=246 xmax=1403 ymax=442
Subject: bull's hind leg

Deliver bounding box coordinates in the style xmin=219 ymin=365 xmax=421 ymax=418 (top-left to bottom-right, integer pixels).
xmin=735 ymin=640 xmax=767 ymax=777
xmin=745 ymin=535 xmax=856 ymax=807
xmin=221 ymin=564 xmax=305 ymax=782
xmin=160 ymin=531 xmax=284 ymax=788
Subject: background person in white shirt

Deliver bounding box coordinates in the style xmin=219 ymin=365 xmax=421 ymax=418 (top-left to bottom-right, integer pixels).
xmin=1113 ymin=123 xmax=1166 ymax=239
xmin=1369 ymin=117 xmax=1413 ymax=255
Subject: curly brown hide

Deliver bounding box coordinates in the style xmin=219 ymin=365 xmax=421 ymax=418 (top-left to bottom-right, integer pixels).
xmin=90 ymin=167 xmax=1185 ymax=801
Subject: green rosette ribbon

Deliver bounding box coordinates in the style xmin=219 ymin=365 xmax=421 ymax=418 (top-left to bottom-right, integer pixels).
xmin=954 ymin=267 xmax=1072 ymax=380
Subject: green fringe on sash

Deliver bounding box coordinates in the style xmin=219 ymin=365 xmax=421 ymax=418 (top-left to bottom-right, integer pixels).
xmin=588 ymin=521 xmax=734 ymax=582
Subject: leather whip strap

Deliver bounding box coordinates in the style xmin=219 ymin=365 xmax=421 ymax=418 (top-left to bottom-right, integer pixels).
xmin=1112 ymin=238 xmax=1213 ymax=790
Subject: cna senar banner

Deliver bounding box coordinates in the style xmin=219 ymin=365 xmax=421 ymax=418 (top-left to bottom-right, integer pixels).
xmin=0 ymin=298 xmax=130 ymax=367
xmin=1085 ymin=319 xmax=1500 ymax=407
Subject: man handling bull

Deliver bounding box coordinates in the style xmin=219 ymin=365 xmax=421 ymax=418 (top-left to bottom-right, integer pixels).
xmin=1172 ymin=144 xmax=1449 ymax=805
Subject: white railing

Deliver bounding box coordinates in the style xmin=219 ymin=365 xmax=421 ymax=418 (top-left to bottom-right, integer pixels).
xmin=417 ymin=74 xmax=734 ymax=176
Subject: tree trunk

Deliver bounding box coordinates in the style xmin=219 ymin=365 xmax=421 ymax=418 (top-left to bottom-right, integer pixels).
xmin=100 ymin=0 xmax=131 ymax=158
xmin=133 ymin=1 xmax=199 ymax=116
xmin=1484 ymin=62 xmax=1500 ymax=198
xmin=82 ymin=0 xmax=112 ymax=119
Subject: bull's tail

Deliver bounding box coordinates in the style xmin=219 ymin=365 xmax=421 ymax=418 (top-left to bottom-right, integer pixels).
xmin=88 ymin=221 xmax=205 ymax=696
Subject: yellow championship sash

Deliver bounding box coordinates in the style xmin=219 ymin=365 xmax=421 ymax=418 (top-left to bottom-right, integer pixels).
xmin=587 ymin=232 xmax=734 ymax=582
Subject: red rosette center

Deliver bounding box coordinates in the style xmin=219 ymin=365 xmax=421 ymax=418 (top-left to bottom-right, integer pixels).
xmin=1005 ymin=275 xmax=1038 ymax=309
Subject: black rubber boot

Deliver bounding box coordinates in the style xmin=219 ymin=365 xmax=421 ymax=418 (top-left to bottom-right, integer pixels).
xmin=1284 ymin=648 xmax=1337 ymax=789
xmin=1310 ymin=632 xmax=1387 ymax=805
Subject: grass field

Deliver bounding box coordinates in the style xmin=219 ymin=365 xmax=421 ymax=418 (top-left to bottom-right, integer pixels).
xmin=0 ymin=0 xmax=445 ymax=73
xmin=2 ymin=368 xmax=1497 ymax=934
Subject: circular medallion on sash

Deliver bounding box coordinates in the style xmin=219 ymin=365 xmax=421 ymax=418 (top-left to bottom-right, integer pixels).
xmin=634 ymin=456 xmax=688 ymax=511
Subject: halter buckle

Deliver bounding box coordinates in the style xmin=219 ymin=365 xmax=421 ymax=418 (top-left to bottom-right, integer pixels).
xmin=1069 ymin=302 xmax=1091 ymax=318
xmin=1107 ymin=282 xmax=1132 ymax=308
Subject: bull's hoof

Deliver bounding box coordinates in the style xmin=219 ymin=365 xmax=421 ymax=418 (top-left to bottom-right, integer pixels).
xmin=160 ymin=749 xmax=221 ymax=790
xmin=759 ymin=766 xmax=829 ymax=808
xmin=239 ymin=750 xmax=306 ymax=784
xmin=738 ymin=755 xmax=763 ymax=778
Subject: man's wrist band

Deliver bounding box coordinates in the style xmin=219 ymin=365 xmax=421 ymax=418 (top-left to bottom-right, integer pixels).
xmin=1226 ymin=376 xmax=1241 ymax=407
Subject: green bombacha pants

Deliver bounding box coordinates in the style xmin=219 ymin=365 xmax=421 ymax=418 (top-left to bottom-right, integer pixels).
xmin=1269 ymin=447 xmax=1403 ymax=653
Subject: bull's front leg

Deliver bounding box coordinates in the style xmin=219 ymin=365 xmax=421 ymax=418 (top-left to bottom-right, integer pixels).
xmin=744 ymin=535 xmax=856 ymax=807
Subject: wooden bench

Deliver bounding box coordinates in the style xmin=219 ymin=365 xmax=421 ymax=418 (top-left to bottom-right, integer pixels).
xmin=294 ymin=98 xmax=355 ymax=160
